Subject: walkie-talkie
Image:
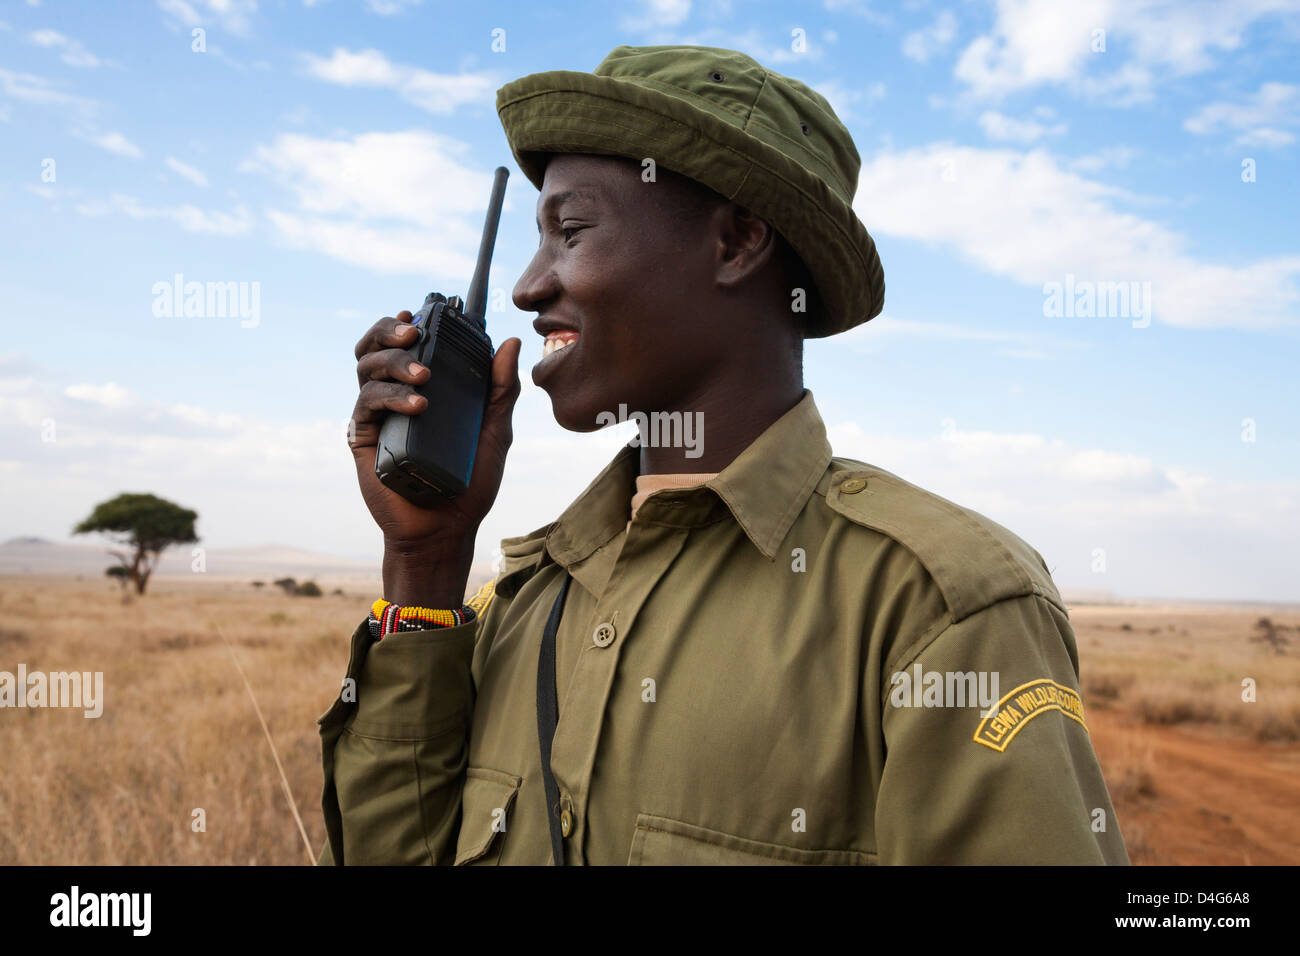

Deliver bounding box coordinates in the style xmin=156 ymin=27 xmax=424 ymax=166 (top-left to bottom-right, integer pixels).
xmin=374 ymin=166 xmax=509 ymax=507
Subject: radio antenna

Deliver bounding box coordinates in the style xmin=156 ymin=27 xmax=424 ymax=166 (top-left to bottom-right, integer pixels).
xmin=465 ymin=166 xmax=509 ymax=326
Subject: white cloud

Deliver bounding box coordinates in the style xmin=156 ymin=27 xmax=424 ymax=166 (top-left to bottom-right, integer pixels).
xmin=0 ymin=66 xmax=97 ymax=115
xmin=301 ymin=48 xmax=495 ymax=114
xmin=265 ymin=211 xmax=478 ymax=276
xmin=813 ymin=79 xmax=884 ymax=122
xmin=822 ymin=0 xmax=892 ymax=26
xmin=902 ymin=10 xmax=957 ymax=64
xmin=657 ymin=24 xmax=829 ymax=64
xmin=954 ymin=0 xmax=1111 ymax=100
xmin=0 ymin=370 xmax=366 ymax=557
xmin=65 ymin=382 xmax=132 ymax=408
xmin=243 ymin=130 xmax=491 ymax=222
xmin=978 ymin=109 xmax=1067 ymax=143
xmin=81 ymin=130 xmax=143 ymax=159
xmin=844 ymin=315 xmax=1086 ymax=353
xmin=1184 ymin=82 xmax=1300 ymax=147
xmin=27 ymin=28 xmax=104 ymax=67
xmin=164 ymin=155 xmax=209 ymax=187
xmin=954 ymin=0 xmax=1300 ymax=104
xmin=821 ymin=419 xmax=1300 ymax=600
xmin=1068 ymin=145 xmax=1139 ymax=172
xmin=244 ymin=129 xmax=509 ymax=276
xmin=1238 ymin=127 xmax=1297 ymax=147
xmin=158 ymin=0 xmax=258 ymax=35
xmin=170 ymin=404 xmax=242 ymax=429
xmin=75 ymin=193 xmax=252 ymax=236
xmin=854 ymin=143 xmax=1300 ymax=329
xmin=622 ymin=0 xmax=691 ymax=31
xmin=1237 ymin=128 xmax=1300 ymax=147
xmin=366 ymin=0 xmax=422 ymax=13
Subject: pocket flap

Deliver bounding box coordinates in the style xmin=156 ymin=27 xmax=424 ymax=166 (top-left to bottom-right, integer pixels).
xmin=454 ymin=767 xmax=522 ymax=865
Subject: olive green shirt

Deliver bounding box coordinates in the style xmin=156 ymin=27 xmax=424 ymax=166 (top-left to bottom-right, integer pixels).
xmin=317 ymin=389 xmax=1129 ymax=865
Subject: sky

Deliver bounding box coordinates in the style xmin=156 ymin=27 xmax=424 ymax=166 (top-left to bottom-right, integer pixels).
xmin=0 ymin=0 xmax=1297 ymax=601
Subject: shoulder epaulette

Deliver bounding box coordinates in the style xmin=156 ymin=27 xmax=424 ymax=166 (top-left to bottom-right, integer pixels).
xmin=822 ymin=459 xmax=1063 ymax=623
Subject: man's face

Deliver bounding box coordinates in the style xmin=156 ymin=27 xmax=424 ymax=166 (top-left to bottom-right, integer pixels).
xmin=512 ymin=153 xmax=730 ymax=431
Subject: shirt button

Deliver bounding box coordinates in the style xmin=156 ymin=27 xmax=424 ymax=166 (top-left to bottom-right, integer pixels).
xmin=560 ymin=809 xmax=574 ymax=837
xmin=840 ymin=477 xmax=866 ymax=494
xmin=592 ymin=622 xmax=616 ymax=647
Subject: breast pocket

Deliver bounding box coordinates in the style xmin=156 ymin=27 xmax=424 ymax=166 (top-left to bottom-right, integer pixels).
xmin=628 ymin=813 xmax=876 ymax=866
xmin=454 ymin=767 xmax=522 ymax=866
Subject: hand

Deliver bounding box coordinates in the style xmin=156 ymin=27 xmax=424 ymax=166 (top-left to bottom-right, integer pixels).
xmin=349 ymin=309 xmax=523 ymax=552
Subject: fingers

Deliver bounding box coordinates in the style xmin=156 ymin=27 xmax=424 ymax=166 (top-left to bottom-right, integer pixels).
xmin=357 ymin=348 xmax=429 ymax=389
xmin=354 ymin=310 xmax=416 ymax=360
xmin=350 ymin=310 xmax=422 ymax=449
xmin=351 ymin=379 xmax=426 ymax=430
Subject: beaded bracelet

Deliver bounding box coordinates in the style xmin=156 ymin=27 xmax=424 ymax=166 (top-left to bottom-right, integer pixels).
xmin=368 ymin=598 xmax=477 ymax=640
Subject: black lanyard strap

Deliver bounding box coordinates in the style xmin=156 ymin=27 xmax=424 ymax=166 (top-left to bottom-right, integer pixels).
xmin=535 ymin=570 xmax=572 ymax=866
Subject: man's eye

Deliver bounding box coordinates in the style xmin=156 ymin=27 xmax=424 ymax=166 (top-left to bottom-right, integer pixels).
xmin=561 ymin=225 xmax=583 ymax=243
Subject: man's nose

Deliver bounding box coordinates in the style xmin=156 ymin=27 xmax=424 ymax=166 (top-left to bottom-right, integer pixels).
xmin=512 ymin=250 xmax=556 ymax=314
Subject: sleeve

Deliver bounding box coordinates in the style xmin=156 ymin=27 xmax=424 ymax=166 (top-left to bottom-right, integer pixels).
xmin=316 ymin=578 xmax=503 ymax=866
xmin=874 ymin=592 xmax=1130 ymax=865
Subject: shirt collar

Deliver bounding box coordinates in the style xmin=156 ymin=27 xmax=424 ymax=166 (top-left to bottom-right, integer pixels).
xmin=545 ymin=388 xmax=832 ymax=566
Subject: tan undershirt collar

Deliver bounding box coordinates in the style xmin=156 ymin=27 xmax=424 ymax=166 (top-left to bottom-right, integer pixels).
xmin=628 ymin=472 xmax=720 ymax=529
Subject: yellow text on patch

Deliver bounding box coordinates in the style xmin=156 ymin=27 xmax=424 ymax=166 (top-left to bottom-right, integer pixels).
xmin=465 ymin=578 xmax=496 ymax=617
xmin=972 ymin=678 xmax=1087 ymax=752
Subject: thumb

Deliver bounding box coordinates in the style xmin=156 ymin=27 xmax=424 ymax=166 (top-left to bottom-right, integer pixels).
xmin=484 ymin=337 xmax=522 ymax=423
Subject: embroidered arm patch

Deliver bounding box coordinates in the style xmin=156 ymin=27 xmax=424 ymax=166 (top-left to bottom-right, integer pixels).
xmin=465 ymin=578 xmax=497 ymax=618
xmin=973 ymin=678 xmax=1087 ymax=752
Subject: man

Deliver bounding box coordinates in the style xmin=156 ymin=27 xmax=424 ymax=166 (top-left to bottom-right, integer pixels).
xmin=320 ymin=45 xmax=1129 ymax=865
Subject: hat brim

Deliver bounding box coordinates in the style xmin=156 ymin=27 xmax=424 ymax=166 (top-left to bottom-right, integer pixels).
xmin=497 ymin=70 xmax=884 ymax=338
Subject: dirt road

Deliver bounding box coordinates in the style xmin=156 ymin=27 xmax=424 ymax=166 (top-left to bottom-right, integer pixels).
xmin=1090 ymin=705 xmax=1300 ymax=865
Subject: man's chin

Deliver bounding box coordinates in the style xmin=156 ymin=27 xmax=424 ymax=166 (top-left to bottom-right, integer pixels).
xmin=542 ymin=391 xmax=610 ymax=433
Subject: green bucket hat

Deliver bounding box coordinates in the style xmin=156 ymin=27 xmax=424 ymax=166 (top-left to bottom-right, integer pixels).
xmin=495 ymin=44 xmax=884 ymax=338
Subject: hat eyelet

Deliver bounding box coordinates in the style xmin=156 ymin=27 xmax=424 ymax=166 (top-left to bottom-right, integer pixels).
xmin=799 ymin=121 xmax=811 ymax=135
xmin=709 ymin=70 xmax=725 ymax=83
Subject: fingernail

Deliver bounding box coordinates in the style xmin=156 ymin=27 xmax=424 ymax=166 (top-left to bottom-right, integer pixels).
xmin=408 ymin=394 xmax=422 ymax=405
xmin=408 ymin=363 xmax=423 ymax=376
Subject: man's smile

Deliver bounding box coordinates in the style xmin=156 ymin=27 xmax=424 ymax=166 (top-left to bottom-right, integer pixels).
xmin=541 ymin=330 xmax=579 ymax=357
xmin=532 ymin=329 xmax=581 ymax=386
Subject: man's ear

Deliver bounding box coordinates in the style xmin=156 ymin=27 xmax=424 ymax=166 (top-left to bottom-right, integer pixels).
xmin=713 ymin=204 xmax=777 ymax=290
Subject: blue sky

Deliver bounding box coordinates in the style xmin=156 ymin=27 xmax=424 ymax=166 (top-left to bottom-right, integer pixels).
xmin=1 ymin=0 xmax=1297 ymax=600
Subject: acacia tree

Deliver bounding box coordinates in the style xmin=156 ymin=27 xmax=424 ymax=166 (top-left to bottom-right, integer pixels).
xmin=74 ymin=493 xmax=199 ymax=595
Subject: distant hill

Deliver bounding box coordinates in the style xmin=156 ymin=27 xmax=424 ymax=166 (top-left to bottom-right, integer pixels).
xmin=0 ymin=536 xmax=495 ymax=593
xmin=0 ymin=536 xmax=373 ymax=580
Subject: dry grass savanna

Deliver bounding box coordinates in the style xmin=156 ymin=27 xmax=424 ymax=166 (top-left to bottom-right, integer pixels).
xmin=0 ymin=577 xmax=1296 ymax=865
xmin=1072 ymin=603 xmax=1300 ymax=865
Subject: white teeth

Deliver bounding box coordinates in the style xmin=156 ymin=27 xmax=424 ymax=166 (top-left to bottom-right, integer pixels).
xmin=542 ymin=335 xmax=577 ymax=357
